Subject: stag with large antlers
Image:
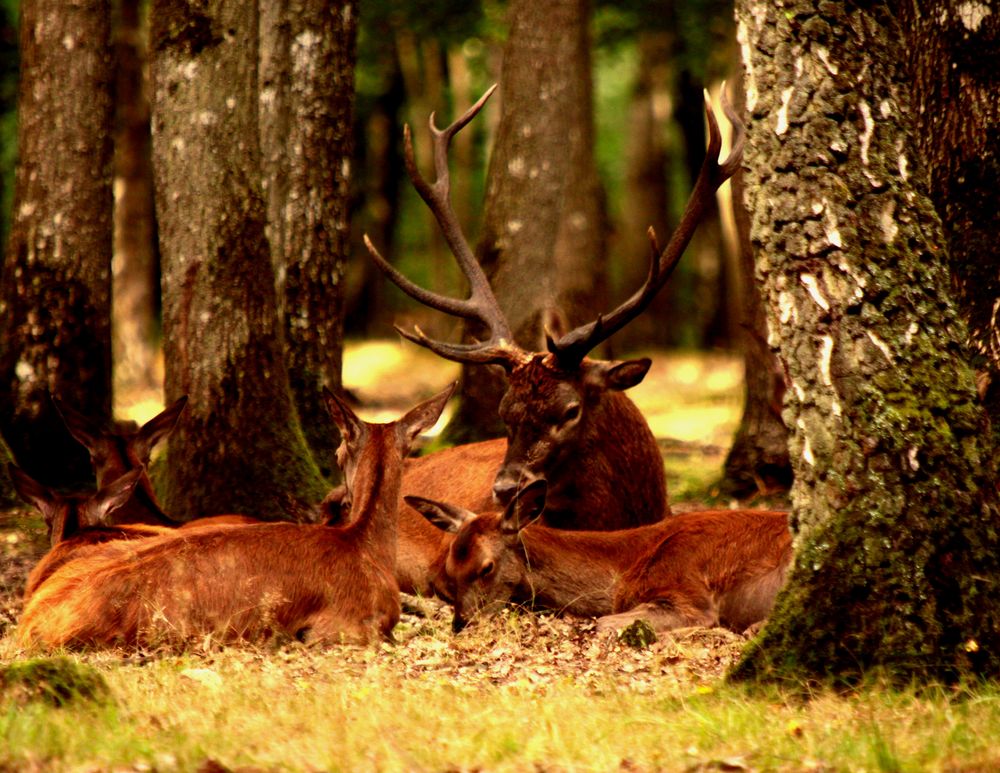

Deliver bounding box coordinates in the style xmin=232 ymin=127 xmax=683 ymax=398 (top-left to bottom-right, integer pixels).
xmin=368 ymin=85 xmax=744 ymax=590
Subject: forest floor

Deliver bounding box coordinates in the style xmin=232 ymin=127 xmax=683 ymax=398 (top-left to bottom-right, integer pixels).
xmin=4 ymin=344 xmax=996 ymax=771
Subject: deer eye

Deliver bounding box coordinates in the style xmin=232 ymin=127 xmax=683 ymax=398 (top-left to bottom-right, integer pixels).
xmin=559 ymin=403 xmax=581 ymax=426
xmin=478 ymin=560 xmax=495 ymax=580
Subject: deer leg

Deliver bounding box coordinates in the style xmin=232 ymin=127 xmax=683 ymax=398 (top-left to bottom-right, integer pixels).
xmin=597 ymin=590 xmax=718 ymax=634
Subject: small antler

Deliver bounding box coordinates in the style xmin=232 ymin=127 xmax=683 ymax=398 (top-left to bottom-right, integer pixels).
xmin=365 ymin=85 xmax=527 ymax=369
xmin=548 ymin=85 xmax=746 ymax=367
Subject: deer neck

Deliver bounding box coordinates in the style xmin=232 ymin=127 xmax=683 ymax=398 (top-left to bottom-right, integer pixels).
xmin=544 ymin=392 xmax=667 ymax=528
xmin=342 ymin=429 xmax=402 ymax=572
xmin=514 ymin=526 xmax=644 ymax=617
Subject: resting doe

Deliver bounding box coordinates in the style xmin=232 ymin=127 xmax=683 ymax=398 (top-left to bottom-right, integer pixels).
xmin=408 ymin=479 xmax=792 ymax=634
xmin=15 ymin=385 xmax=454 ymax=650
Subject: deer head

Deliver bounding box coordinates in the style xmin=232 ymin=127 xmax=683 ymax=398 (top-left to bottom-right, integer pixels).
xmin=10 ymin=464 xmax=144 ymax=546
xmin=406 ymin=477 xmax=547 ymax=631
xmin=368 ymin=85 xmax=744 ymax=520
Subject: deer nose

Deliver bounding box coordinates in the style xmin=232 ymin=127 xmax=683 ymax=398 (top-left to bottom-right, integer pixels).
xmin=451 ymin=613 xmax=468 ymax=633
xmin=492 ymin=478 xmax=519 ymax=506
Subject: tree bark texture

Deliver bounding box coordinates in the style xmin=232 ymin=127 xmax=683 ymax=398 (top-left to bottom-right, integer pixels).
xmin=112 ymin=0 xmax=160 ymax=399
xmin=615 ymin=31 xmax=675 ymax=353
xmin=446 ymin=0 xmax=598 ymax=442
xmin=259 ymin=0 xmax=356 ymax=480
xmin=898 ymin=2 xmax=1000 ymax=454
xmin=151 ymin=0 xmax=326 ymax=520
xmin=732 ymin=0 xmax=1000 ymax=682
xmin=0 ymin=0 xmax=115 ymax=487
xmin=722 ymin=72 xmax=791 ymax=498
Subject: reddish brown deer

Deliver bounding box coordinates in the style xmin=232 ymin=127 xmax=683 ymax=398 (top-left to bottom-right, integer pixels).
xmin=368 ymin=85 xmax=745 ymax=541
xmin=10 ymin=465 xmax=175 ymax=599
xmin=54 ymin=396 xmax=261 ymax=530
xmin=407 ymin=479 xmax=792 ymax=634
xmin=15 ymin=385 xmax=454 ymax=650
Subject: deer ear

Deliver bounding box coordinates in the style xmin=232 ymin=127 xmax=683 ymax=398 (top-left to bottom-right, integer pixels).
xmin=405 ymin=494 xmax=476 ymax=533
xmin=51 ymin=395 xmax=102 ymax=450
xmin=9 ymin=463 xmax=57 ymax=513
xmin=399 ymin=382 xmax=456 ymax=445
xmin=133 ymin=396 xmax=188 ymax=463
xmin=582 ymin=358 xmax=651 ymax=392
xmin=323 ymin=387 xmax=366 ymax=444
xmin=499 ymin=477 xmax=547 ymax=535
xmin=83 ymin=468 xmax=143 ymax=528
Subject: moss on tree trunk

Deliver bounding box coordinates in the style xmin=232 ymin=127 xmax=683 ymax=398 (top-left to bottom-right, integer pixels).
xmin=731 ymin=0 xmax=1000 ymax=683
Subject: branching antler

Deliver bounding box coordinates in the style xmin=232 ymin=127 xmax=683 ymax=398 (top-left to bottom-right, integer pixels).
xmin=364 ymin=85 xmax=527 ymax=368
xmin=547 ymin=86 xmax=746 ymax=367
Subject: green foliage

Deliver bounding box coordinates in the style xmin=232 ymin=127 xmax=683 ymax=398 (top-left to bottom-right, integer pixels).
xmin=0 ymin=657 xmax=111 ymax=708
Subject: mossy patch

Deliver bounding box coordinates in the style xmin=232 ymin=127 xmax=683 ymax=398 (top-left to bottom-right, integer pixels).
xmin=0 ymin=657 xmax=112 ymax=707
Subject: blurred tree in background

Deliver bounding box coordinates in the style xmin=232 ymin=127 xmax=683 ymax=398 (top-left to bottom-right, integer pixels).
xmin=0 ymin=0 xmax=115 ymax=489
xmin=259 ymin=0 xmax=357 ymax=479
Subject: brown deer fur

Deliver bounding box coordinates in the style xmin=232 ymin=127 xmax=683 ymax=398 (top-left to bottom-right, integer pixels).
xmin=407 ymin=479 xmax=792 ymax=634
xmin=15 ymin=386 xmax=453 ymax=650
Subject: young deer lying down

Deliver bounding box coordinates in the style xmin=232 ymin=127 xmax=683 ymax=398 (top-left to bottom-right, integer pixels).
xmin=15 ymin=385 xmax=454 ymax=650
xmin=407 ymin=479 xmax=792 ymax=634
xmin=54 ymin=396 xmax=261 ymax=530
xmin=9 ymin=465 xmax=173 ymax=600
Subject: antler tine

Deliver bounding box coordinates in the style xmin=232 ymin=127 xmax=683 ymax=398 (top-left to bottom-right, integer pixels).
xmin=396 ymin=325 xmax=521 ymax=367
xmin=719 ymin=84 xmax=746 ymax=180
xmin=550 ymin=88 xmax=746 ymax=366
xmin=399 ymin=85 xmax=511 ymax=339
xmin=364 ymin=235 xmax=480 ymax=320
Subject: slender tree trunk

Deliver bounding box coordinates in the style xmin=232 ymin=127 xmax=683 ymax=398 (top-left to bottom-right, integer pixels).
xmin=259 ymin=0 xmax=356 ymax=480
xmin=445 ymin=0 xmax=596 ymax=442
xmin=112 ymin=0 xmax=160 ymax=401
xmin=552 ymin=0 xmax=608 ymax=347
xmin=0 ymin=0 xmax=115 ymax=487
xmin=151 ymin=0 xmax=326 ymax=520
xmin=731 ymin=0 xmax=1000 ymax=683
xmin=898 ymin=2 xmax=1000 ymax=456
xmin=615 ymin=31 xmax=674 ymax=353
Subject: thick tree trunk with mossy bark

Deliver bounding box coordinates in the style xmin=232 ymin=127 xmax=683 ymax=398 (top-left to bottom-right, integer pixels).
xmin=0 ymin=0 xmax=114 ymax=488
xmin=259 ymin=0 xmax=356 ymax=480
xmin=731 ymin=0 xmax=1000 ymax=683
xmin=898 ymin=2 xmax=1000 ymax=456
xmin=151 ymin=0 xmax=326 ymax=521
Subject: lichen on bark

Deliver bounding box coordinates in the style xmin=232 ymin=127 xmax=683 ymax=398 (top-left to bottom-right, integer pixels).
xmin=732 ymin=0 xmax=1000 ymax=683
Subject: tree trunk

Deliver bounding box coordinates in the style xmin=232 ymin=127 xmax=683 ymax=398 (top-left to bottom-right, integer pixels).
xmin=151 ymin=0 xmax=326 ymax=520
xmin=259 ymin=0 xmax=357 ymax=480
xmin=898 ymin=2 xmax=1000 ymax=456
xmin=731 ymin=0 xmax=1000 ymax=683
xmin=112 ymin=0 xmax=160 ymax=401
xmin=615 ymin=31 xmax=675 ymax=353
xmin=721 ymin=72 xmax=790 ymax=498
xmin=445 ymin=0 xmax=596 ymax=442
xmin=0 ymin=0 xmax=115 ymax=487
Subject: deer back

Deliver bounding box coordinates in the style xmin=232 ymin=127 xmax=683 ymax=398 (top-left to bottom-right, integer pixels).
xmin=612 ymin=509 xmax=792 ymax=633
